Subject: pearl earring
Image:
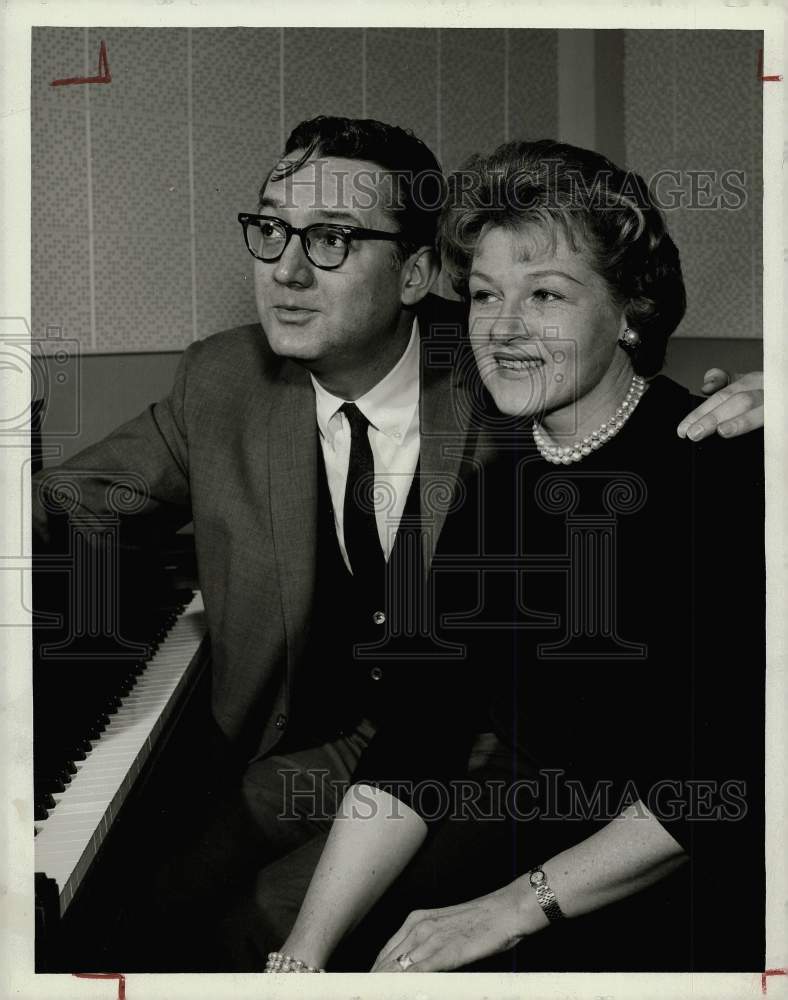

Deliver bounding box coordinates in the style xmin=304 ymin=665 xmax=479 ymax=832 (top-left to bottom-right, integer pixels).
xmin=618 ymin=327 xmax=640 ymax=349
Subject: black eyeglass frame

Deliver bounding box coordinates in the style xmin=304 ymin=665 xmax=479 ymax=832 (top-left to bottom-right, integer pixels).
xmin=237 ymin=212 xmax=411 ymax=270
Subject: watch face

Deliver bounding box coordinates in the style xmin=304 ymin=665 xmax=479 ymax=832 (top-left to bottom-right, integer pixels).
xmin=530 ymin=870 xmax=545 ymax=886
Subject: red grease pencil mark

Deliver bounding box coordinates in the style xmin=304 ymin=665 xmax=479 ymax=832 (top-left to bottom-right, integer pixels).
xmin=757 ymin=48 xmax=782 ymax=83
xmin=72 ymin=972 xmax=126 ymax=999
xmin=762 ymin=968 xmax=787 ymax=994
xmin=51 ymin=39 xmax=111 ymax=87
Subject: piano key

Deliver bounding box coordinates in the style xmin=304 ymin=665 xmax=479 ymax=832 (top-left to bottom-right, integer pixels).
xmin=34 ymin=591 xmax=207 ymax=917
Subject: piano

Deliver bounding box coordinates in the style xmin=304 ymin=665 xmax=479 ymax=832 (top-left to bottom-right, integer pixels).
xmin=33 ymin=541 xmax=211 ymax=972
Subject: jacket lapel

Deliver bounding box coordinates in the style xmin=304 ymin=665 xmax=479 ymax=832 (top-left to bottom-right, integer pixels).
xmin=267 ymin=360 xmax=318 ymax=671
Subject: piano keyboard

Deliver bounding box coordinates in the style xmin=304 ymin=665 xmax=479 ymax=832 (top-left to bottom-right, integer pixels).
xmin=34 ymin=591 xmax=207 ymax=916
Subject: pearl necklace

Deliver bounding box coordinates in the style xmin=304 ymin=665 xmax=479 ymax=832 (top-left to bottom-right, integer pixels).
xmin=532 ymin=374 xmax=647 ymax=465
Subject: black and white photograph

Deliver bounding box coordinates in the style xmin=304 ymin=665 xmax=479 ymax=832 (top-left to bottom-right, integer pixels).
xmin=0 ymin=1 xmax=785 ymax=997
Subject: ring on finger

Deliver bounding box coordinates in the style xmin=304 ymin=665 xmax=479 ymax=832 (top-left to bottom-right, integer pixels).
xmin=396 ymin=952 xmax=414 ymax=971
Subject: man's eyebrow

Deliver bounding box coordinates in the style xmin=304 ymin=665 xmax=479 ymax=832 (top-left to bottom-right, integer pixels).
xmin=257 ymin=198 xmax=366 ymax=228
xmin=310 ymin=208 xmax=367 ymax=226
xmin=259 ymin=196 xmax=282 ymax=211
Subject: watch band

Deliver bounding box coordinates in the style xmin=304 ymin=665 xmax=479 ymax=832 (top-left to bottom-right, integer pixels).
xmin=528 ymin=866 xmax=565 ymax=923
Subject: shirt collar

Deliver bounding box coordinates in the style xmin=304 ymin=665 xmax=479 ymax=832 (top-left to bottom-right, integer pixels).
xmin=311 ymin=318 xmax=420 ymax=447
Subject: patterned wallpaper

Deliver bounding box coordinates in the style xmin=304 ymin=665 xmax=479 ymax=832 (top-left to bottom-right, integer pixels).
xmin=31 ymin=26 xmax=558 ymax=355
xmin=624 ymin=30 xmax=763 ymax=340
xmin=33 ymin=27 xmax=760 ymax=353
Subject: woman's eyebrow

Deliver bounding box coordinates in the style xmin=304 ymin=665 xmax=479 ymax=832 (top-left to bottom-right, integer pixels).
xmin=470 ymin=266 xmax=586 ymax=287
xmin=521 ymin=268 xmax=586 ymax=286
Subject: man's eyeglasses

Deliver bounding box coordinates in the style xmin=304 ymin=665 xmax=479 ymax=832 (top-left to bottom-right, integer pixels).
xmin=237 ymin=213 xmax=410 ymax=271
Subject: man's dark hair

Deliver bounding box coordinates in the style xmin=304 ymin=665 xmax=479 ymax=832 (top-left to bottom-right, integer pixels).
xmin=260 ymin=115 xmax=445 ymax=257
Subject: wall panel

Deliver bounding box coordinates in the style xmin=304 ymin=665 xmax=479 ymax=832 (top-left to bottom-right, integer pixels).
xmin=32 ymin=30 xmax=92 ymax=351
xmin=441 ymin=29 xmax=507 ymax=172
xmin=508 ymin=29 xmax=560 ymax=142
xmin=191 ymin=28 xmax=281 ymax=339
xmin=365 ymin=29 xmax=439 ymax=153
xmin=283 ymin=28 xmax=364 ymax=128
xmin=90 ymin=110 xmax=193 ymax=352
xmin=624 ymin=30 xmax=762 ymax=340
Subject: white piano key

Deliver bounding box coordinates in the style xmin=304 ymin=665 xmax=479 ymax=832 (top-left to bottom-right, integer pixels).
xmin=35 ymin=591 xmax=207 ymax=917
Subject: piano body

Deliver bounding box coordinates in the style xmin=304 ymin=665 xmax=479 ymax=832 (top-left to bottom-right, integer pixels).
xmin=33 ymin=534 xmax=213 ymax=972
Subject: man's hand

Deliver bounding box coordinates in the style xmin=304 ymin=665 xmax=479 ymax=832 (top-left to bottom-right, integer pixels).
xmin=370 ymin=880 xmax=540 ymax=972
xmin=677 ymin=369 xmax=763 ymax=441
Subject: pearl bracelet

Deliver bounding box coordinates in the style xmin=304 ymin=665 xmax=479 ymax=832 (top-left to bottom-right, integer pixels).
xmin=265 ymin=950 xmax=325 ymax=973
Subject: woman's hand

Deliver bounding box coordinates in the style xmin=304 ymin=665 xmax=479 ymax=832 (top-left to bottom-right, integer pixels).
xmin=677 ymin=369 xmax=764 ymax=441
xmin=371 ymin=878 xmax=545 ymax=972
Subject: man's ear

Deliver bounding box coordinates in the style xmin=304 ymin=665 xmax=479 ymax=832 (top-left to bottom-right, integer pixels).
xmin=400 ymin=246 xmax=441 ymax=307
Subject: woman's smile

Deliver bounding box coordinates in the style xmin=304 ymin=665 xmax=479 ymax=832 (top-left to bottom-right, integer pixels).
xmin=493 ymin=353 xmax=546 ymax=374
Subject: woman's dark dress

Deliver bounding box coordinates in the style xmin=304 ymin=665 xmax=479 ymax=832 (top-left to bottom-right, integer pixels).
xmin=350 ymin=375 xmax=765 ymax=972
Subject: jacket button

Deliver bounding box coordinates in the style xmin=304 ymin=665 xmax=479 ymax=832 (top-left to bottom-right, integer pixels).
xmin=372 ymin=610 xmax=386 ymax=625
xmin=275 ymin=713 xmax=287 ymax=729
xmin=370 ymin=667 xmax=383 ymax=681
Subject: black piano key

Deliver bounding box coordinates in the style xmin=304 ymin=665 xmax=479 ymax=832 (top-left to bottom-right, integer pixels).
xmin=32 ymin=578 xmax=197 ymax=829
xmin=38 ymin=776 xmax=66 ymax=794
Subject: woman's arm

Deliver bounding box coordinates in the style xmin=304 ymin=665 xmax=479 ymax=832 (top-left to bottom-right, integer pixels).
xmin=278 ymin=784 xmax=429 ymax=970
xmin=371 ymin=798 xmax=687 ymax=972
xmin=274 ymin=788 xmax=686 ymax=973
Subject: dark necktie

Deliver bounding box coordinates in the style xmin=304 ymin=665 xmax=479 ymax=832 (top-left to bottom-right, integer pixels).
xmin=340 ymin=402 xmax=385 ymax=580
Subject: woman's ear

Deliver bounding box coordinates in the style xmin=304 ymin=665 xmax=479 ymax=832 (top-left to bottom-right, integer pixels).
xmin=400 ymin=247 xmax=441 ymax=307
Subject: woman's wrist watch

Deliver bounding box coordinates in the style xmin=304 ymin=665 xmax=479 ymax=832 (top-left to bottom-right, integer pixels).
xmin=527 ymin=866 xmax=565 ymax=923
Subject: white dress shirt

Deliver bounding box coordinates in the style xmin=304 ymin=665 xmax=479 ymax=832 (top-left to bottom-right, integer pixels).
xmin=310 ymin=320 xmax=420 ymax=572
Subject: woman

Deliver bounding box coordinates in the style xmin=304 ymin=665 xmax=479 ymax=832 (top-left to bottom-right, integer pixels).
xmin=263 ymin=140 xmax=765 ymax=974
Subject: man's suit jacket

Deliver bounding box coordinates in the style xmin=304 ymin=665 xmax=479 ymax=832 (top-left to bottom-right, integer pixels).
xmin=33 ymin=294 xmax=494 ymax=759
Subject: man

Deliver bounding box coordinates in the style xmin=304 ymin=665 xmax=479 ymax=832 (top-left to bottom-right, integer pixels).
xmin=32 ymin=116 xmax=765 ymax=970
